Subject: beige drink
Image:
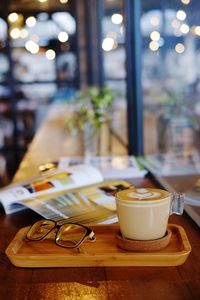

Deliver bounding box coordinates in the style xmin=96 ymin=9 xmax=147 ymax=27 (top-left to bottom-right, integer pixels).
xmin=116 ymin=188 xmax=183 ymax=241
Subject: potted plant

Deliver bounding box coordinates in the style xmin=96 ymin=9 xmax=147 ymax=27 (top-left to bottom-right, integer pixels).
xmin=67 ymin=85 xmax=113 ymax=156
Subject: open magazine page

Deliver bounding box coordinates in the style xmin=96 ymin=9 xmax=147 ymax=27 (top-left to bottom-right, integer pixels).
xmin=139 ymin=153 xmax=200 ymax=208
xmin=185 ymin=191 xmax=200 ymax=206
xmin=184 ymin=178 xmax=200 ymax=207
xmin=18 ymin=180 xmax=132 ymax=224
xmin=0 ymin=164 xmax=103 ymax=214
xmin=58 ymin=155 xmax=147 ymax=178
xmin=140 ymin=152 xmax=200 ymax=176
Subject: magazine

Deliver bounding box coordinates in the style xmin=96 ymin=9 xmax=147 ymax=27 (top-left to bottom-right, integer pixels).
xmin=0 ymin=164 xmax=104 ymax=214
xmin=139 ymin=152 xmax=200 ymax=176
xmin=57 ymin=155 xmax=147 ymax=179
xmin=0 ymin=164 xmax=132 ymax=224
xmin=139 ymin=153 xmax=200 ymax=205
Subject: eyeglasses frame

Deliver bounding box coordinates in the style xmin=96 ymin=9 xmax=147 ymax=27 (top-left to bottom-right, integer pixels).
xmin=26 ymin=219 xmax=96 ymax=249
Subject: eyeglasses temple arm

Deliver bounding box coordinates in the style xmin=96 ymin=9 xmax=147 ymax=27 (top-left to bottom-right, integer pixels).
xmin=89 ymin=231 xmax=96 ymax=241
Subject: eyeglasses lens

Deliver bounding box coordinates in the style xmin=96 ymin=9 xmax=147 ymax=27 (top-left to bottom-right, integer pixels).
xmin=27 ymin=220 xmax=55 ymax=240
xmin=56 ymin=224 xmax=87 ymax=248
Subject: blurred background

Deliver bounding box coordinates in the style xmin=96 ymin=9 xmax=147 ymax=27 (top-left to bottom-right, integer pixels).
xmin=0 ymin=0 xmax=200 ymax=181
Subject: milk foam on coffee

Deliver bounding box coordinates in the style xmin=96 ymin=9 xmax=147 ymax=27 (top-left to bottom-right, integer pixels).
xmin=117 ymin=188 xmax=170 ymax=202
xmin=116 ymin=188 xmax=171 ymax=240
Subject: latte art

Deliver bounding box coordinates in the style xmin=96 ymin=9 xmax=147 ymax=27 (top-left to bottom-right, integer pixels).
xmin=128 ymin=191 xmax=161 ymax=199
xmin=117 ymin=188 xmax=170 ymax=202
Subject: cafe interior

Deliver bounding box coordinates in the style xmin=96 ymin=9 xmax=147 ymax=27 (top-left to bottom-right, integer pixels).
xmin=0 ymin=0 xmax=200 ymax=299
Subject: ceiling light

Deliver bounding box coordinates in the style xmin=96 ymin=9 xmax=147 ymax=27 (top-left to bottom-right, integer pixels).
xmin=175 ymin=43 xmax=185 ymax=54
xmin=181 ymin=0 xmax=190 ymax=4
xmin=58 ymin=31 xmax=69 ymax=42
xmin=102 ymin=37 xmax=115 ymax=51
xmin=150 ymin=17 xmax=160 ymax=26
xmin=46 ymin=49 xmax=56 ymax=60
xmin=176 ymin=10 xmax=187 ymax=21
xmin=149 ymin=41 xmax=159 ymax=51
xmin=150 ymin=31 xmax=160 ymax=41
xmin=10 ymin=28 xmax=21 ymax=39
xmin=180 ymin=23 xmax=190 ymax=34
xmin=171 ymin=19 xmax=180 ymax=29
xmin=194 ymin=26 xmax=200 ymax=36
xmin=111 ymin=14 xmax=123 ymax=25
xmin=25 ymin=40 xmax=39 ymax=54
xmin=8 ymin=13 xmax=18 ymax=23
xmin=59 ymin=0 xmax=69 ymax=3
xmin=20 ymin=29 xmax=29 ymax=39
xmin=26 ymin=16 xmax=37 ymax=27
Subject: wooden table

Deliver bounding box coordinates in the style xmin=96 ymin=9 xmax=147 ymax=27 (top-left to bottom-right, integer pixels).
xmin=0 ymin=104 xmax=200 ymax=300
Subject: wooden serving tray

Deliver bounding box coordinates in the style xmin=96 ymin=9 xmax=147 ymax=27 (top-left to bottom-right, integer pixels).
xmin=5 ymin=224 xmax=191 ymax=268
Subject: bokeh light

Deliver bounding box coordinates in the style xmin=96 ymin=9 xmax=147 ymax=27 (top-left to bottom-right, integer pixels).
xmin=111 ymin=14 xmax=123 ymax=25
xmin=58 ymin=31 xmax=69 ymax=42
xmin=150 ymin=31 xmax=160 ymax=41
xmin=175 ymin=43 xmax=185 ymax=53
xmin=102 ymin=37 xmax=115 ymax=51
xmin=176 ymin=10 xmax=187 ymax=21
xmin=149 ymin=41 xmax=159 ymax=51
xmin=46 ymin=49 xmax=56 ymax=60
xmin=26 ymin=16 xmax=36 ymax=27
xmin=10 ymin=28 xmax=21 ymax=39
xmin=8 ymin=13 xmax=18 ymax=23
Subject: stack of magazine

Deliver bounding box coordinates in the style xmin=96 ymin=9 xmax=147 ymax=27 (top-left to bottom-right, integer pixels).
xmin=58 ymin=155 xmax=147 ymax=179
xmin=139 ymin=153 xmax=200 ymax=227
xmin=139 ymin=152 xmax=200 ymax=176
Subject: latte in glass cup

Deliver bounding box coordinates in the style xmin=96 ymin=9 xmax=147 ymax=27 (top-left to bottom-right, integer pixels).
xmin=116 ymin=188 xmax=184 ymax=241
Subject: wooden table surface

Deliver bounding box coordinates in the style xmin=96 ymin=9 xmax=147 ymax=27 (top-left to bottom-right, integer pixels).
xmin=0 ymin=104 xmax=200 ymax=300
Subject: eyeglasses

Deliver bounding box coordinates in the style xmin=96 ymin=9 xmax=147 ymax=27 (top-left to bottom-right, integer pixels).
xmin=26 ymin=219 xmax=96 ymax=249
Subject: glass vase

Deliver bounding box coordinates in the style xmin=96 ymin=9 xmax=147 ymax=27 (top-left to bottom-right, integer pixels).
xmin=83 ymin=119 xmax=111 ymax=157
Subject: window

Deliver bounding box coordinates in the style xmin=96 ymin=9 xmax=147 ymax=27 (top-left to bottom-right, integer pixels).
xmin=103 ymin=0 xmax=128 ymax=148
xmin=0 ymin=0 xmax=78 ymax=176
xmin=141 ymin=0 xmax=200 ymax=156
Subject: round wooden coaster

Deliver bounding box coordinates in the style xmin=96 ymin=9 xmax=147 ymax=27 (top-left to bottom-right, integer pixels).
xmin=116 ymin=229 xmax=172 ymax=252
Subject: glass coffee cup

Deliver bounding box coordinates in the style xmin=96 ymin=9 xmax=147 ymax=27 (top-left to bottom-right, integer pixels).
xmin=116 ymin=188 xmax=184 ymax=241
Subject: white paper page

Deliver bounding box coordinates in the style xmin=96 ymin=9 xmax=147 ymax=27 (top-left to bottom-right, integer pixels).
xmin=0 ymin=164 xmax=103 ymax=214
